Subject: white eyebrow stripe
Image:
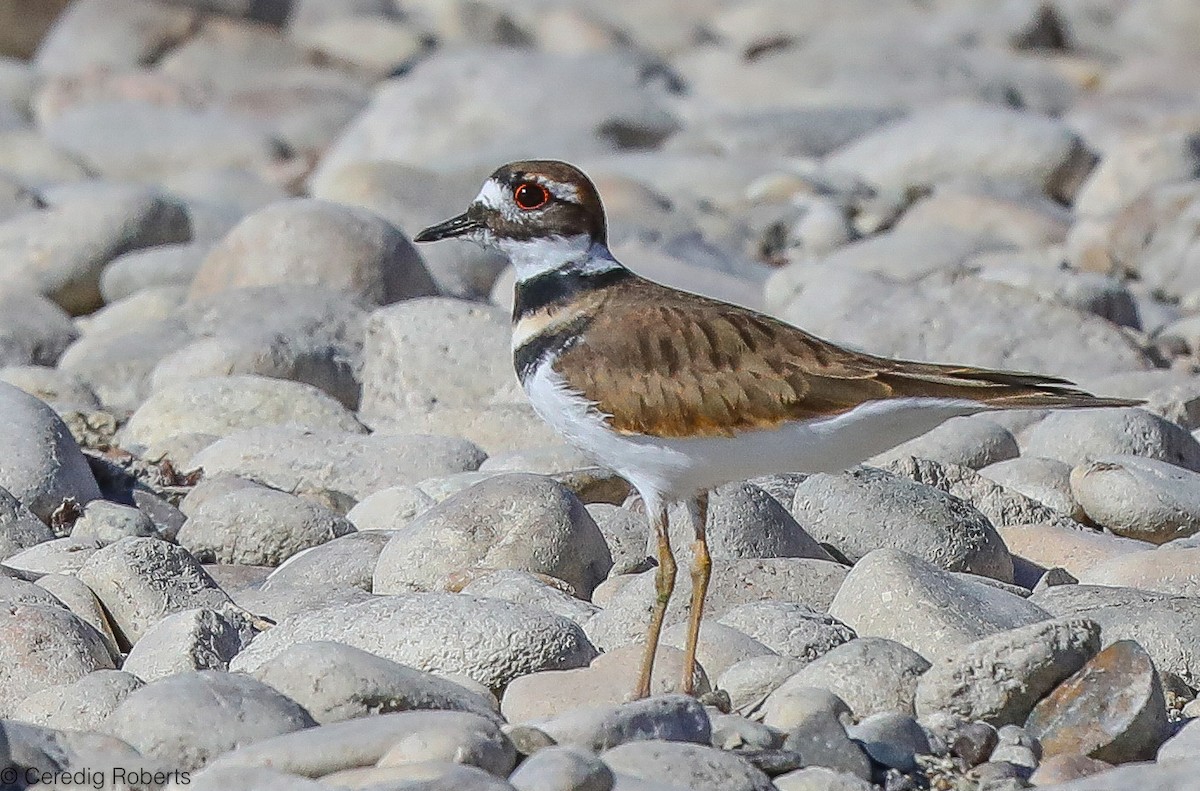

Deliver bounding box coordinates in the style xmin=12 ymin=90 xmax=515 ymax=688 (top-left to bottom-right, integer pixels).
xmin=536 ymin=177 xmax=580 ymax=203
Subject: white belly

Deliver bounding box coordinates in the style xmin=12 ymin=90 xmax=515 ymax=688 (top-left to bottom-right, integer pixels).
xmin=524 ymin=363 xmax=984 ymax=506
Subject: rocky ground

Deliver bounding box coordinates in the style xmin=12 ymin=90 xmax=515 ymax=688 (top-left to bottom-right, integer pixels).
xmin=3 ymin=0 xmax=1200 ymax=789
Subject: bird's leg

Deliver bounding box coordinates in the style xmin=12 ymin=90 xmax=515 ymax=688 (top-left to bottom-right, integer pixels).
xmin=681 ymin=491 xmax=711 ymax=696
xmin=634 ymin=500 xmax=675 ymax=700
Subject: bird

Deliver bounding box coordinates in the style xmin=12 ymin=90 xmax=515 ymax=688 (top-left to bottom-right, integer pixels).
xmin=414 ymin=159 xmax=1141 ymax=700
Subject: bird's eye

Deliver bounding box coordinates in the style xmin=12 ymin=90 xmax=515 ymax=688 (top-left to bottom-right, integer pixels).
xmin=513 ymin=181 xmax=550 ymax=210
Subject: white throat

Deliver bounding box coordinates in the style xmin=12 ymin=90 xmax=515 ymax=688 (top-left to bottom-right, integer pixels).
xmin=499 ymin=234 xmax=619 ymax=282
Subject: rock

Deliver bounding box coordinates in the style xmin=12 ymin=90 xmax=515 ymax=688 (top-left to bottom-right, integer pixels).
xmin=189 ymin=426 xmax=486 ymax=501
xmin=358 ymin=297 xmax=521 ymax=420
xmin=1159 ymin=717 xmax=1200 ymax=763
xmin=772 ymin=767 xmax=874 ymax=791
xmin=99 ymin=242 xmax=209 ymax=303
xmin=509 ymin=745 xmax=615 ymax=791
xmin=33 ymin=0 xmax=196 ymax=75
xmin=660 ymin=621 xmax=775 ymax=679
xmin=709 ymin=713 xmax=781 ymax=751
xmin=374 ymin=403 xmax=565 ymax=455
xmin=716 ymin=601 xmax=855 ymax=662
xmin=1075 ymin=131 xmax=1200 ymax=218
xmin=1070 ymin=455 xmax=1200 ymax=544
xmin=347 ymin=485 xmax=435 ymax=532
xmin=0 ymin=365 xmax=98 ymax=412
xmin=230 ymin=593 xmax=597 ymax=690
xmin=781 ymin=708 xmax=872 ymax=780
xmin=1077 ymin=548 xmax=1200 ymax=597
xmin=1026 ymin=640 xmax=1169 ymax=764
xmin=717 ymin=655 xmax=806 ymax=712
xmin=70 ymin=499 xmax=158 ymax=545
xmin=75 ymin=537 xmax=231 ymax=646
xmin=883 ymin=456 xmax=1078 ymax=531
xmin=769 ymin=638 xmax=930 ymax=718
xmin=3 ymin=537 xmax=100 ymax=575
xmin=0 ymin=382 xmax=101 ymax=520
xmin=102 ymin=670 xmax=316 ymax=771
xmin=586 ymin=504 xmax=651 ymax=575
xmin=584 ymin=558 xmax=848 ymax=651
xmin=0 ymin=602 xmax=114 ymax=716
xmin=791 ymin=467 xmax=1013 ymax=581
xmin=533 ymin=695 xmax=711 ymax=752
xmin=657 ymin=482 xmax=833 ymax=567
xmin=121 ymin=607 xmax=254 ymax=682
xmin=1022 ymin=408 xmax=1200 ymax=472
xmin=310 ymin=49 xmax=676 ymax=179
xmin=501 ymin=645 xmax=708 ymax=724
xmin=978 ymin=456 xmax=1083 ymax=520
xmin=459 ymin=570 xmax=600 ymax=626
xmin=995 ymin=521 xmax=1148 ymax=579
xmin=846 ymin=712 xmax=931 ymax=772
xmin=1027 ymin=752 xmax=1114 ymax=786
xmin=867 ymin=417 xmax=1019 ymax=470
xmin=181 ymin=766 xmax=329 ymax=791
xmin=177 ymin=483 xmax=355 ymax=567
xmin=824 ymin=103 xmax=1093 ymax=202
xmin=11 ymin=669 xmax=143 ymax=731
xmin=250 ymin=641 xmax=499 ymax=725
xmin=914 ymin=617 xmax=1101 ymax=727
xmin=829 ymin=549 xmax=1050 ymax=662
xmin=121 ymin=375 xmax=365 ymax=451
xmin=56 ymin=317 xmax=193 ymax=411
xmin=188 ymin=199 xmax=435 ymax=306
xmin=601 ymin=740 xmax=773 ymax=791
xmin=0 ymin=183 xmax=190 ymax=314
xmin=0 ymin=484 xmax=54 ymax=560
xmin=0 ymin=718 xmax=156 ymax=789
xmin=0 ymin=291 xmax=77 ymax=368
xmin=373 ymin=473 xmax=612 ymax=598
xmin=261 ymin=531 xmax=390 ymax=594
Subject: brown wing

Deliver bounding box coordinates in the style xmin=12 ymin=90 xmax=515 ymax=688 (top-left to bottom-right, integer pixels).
xmin=554 ymin=279 xmax=1139 ymax=438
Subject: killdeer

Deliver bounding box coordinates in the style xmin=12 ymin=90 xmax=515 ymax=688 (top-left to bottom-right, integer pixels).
xmin=415 ymin=160 xmax=1140 ymax=700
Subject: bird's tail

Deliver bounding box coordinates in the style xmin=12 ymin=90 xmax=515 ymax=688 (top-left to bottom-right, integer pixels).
xmin=879 ymin=364 xmax=1144 ymax=410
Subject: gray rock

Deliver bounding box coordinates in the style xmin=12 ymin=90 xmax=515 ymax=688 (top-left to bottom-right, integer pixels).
xmin=374 ymin=473 xmax=612 ymax=598
xmin=584 ymin=558 xmax=848 ymax=651
xmin=772 ymin=767 xmax=874 ymax=791
xmin=829 ymin=549 xmax=1050 ymax=662
xmin=0 ymin=602 xmax=115 ymax=716
xmin=233 ymin=582 xmax=374 ymax=627
xmin=1159 ymin=718 xmax=1200 ymax=763
xmin=0 ymin=719 xmax=155 ymax=789
xmin=1022 ymin=408 xmax=1200 ymax=472
xmin=1070 ymin=455 xmax=1200 ymax=544
xmin=978 ymin=457 xmax=1083 ymax=520
xmin=915 ymin=617 xmax=1101 ymax=727
xmin=189 ymin=426 xmax=486 ymax=502
xmin=373 ymin=719 xmax=516 ymax=777
xmin=868 ymin=417 xmax=1019 ymax=470
xmin=33 ymin=572 xmax=121 ymax=658
xmin=768 ymin=638 xmax=930 ymax=718
xmin=0 ymin=382 xmax=100 ymax=520
xmin=792 ymin=467 xmax=1013 ymax=581
xmin=782 ymin=708 xmax=873 ymax=781
xmin=1025 ymin=640 xmax=1169 ymax=764
xmin=188 ymin=199 xmax=435 ymax=306
xmin=70 ymin=499 xmax=157 ymax=546
xmin=11 ymin=669 xmax=143 ymax=731
xmin=990 ymin=723 xmax=1041 ymax=770
xmin=33 ymin=0 xmax=196 ymax=74
xmin=716 ymin=601 xmax=855 ymax=662
xmin=78 ymin=284 xmax=187 ymax=337
xmin=203 ymin=710 xmax=507 ymax=778
xmin=250 ymin=641 xmax=500 ymax=725
xmin=585 ymin=504 xmax=651 ymax=575
xmin=535 ymin=695 xmax=711 ymax=752
xmin=76 ymin=537 xmax=231 ymax=646
xmin=262 ymin=531 xmax=391 ymax=594
xmin=102 ymin=670 xmax=316 ymax=771
xmin=1077 ymin=548 xmax=1200 ymax=597
xmin=373 ymin=403 xmax=565 ymax=455
xmin=121 ymin=607 xmax=254 ymax=682
xmin=601 ymin=740 xmax=773 ymax=791
xmin=99 ymin=242 xmax=209 ymax=302
xmin=56 ymin=317 xmax=193 ymax=411
xmin=824 ymin=103 xmax=1092 ymax=201
xmin=0 ymin=291 xmax=77 ymax=368
xmin=709 ymin=713 xmax=782 ymax=751
xmin=347 ymin=485 xmax=436 ymax=532
xmin=460 ymin=570 xmax=600 ymax=626
xmin=510 ymin=745 xmax=615 ymax=791
xmin=3 ymin=537 xmax=100 ymax=575
xmin=717 ymin=655 xmax=807 ymax=712
xmin=0 ymin=365 xmax=98 ymax=412
xmin=0 ymin=484 xmax=54 ymax=560
xmin=1032 ymin=757 xmax=1200 ymax=791
xmin=1029 ymin=585 xmax=1172 ymax=617
xmin=178 ymin=483 xmax=355 ymax=567
xmin=846 ymin=712 xmax=931 ymax=772
xmin=0 ymin=183 xmax=190 ymax=313
xmin=359 ymin=297 xmax=521 ymax=420
xmin=182 ymin=766 xmax=329 ymax=791
xmin=660 ymin=621 xmax=775 ymax=679
xmin=122 ymin=375 xmax=365 ymax=451
xmin=230 ymin=593 xmax=597 ymax=691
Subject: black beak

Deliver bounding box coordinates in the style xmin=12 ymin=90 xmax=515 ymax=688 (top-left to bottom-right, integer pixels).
xmin=414 ymin=212 xmax=480 ymax=242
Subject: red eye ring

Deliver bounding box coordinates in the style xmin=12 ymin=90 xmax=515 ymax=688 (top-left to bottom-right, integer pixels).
xmin=513 ymin=181 xmax=550 ymax=210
